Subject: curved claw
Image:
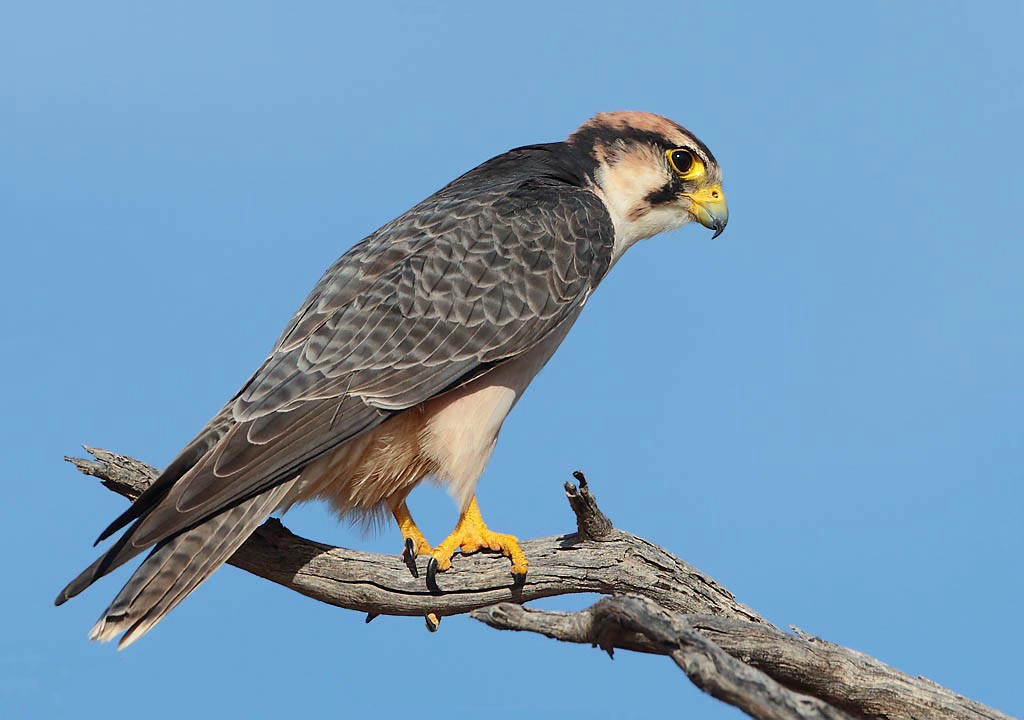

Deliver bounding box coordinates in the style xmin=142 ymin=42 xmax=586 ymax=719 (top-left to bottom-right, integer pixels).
xmin=392 ymin=502 xmax=431 ymax=578
xmin=402 ymin=537 xmax=420 ymax=578
xmin=426 ymin=557 xmax=441 ymax=593
xmin=512 ymin=571 xmax=527 ymax=587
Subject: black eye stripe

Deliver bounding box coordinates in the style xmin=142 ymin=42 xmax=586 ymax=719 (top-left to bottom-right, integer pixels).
xmin=644 ymin=182 xmax=679 ymax=206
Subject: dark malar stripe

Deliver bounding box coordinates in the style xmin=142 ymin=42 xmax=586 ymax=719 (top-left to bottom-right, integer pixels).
xmin=644 ymin=181 xmax=680 ymax=206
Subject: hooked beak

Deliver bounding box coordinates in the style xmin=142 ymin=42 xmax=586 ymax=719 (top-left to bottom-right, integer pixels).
xmin=685 ymin=185 xmax=729 ymax=239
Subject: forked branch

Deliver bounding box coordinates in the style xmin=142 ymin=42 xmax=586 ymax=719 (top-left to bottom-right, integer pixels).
xmin=65 ymin=447 xmax=1011 ymax=720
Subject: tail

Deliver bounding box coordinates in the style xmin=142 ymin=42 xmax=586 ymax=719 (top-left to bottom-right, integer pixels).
xmin=87 ymin=481 xmax=294 ymax=649
xmin=55 ymin=406 xmax=241 ymax=607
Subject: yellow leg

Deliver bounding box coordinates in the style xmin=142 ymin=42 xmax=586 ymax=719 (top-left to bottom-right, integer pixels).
xmin=428 ymin=497 xmax=528 ymax=584
xmin=391 ymin=500 xmax=432 ymax=558
xmin=392 ymin=502 xmax=444 ymax=629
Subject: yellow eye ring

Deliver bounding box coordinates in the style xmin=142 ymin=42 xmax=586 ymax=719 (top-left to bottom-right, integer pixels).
xmin=667 ymin=148 xmax=703 ymax=179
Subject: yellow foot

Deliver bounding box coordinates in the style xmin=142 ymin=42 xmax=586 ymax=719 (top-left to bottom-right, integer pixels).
xmin=391 ymin=501 xmax=432 ymax=567
xmin=426 ymin=497 xmax=528 ymax=589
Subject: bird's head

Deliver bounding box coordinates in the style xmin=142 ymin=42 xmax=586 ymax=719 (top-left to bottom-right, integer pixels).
xmin=568 ymin=111 xmax=728 ymax=257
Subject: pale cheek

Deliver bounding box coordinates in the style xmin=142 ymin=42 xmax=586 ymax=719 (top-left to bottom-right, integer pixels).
xmin=612 ymin=207 xmax=691 ymax=260
xmin=640 ymin=206 xmax=690 ymax=238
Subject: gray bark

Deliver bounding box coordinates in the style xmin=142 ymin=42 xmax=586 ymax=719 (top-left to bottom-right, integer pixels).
xmin=477 ymin=596 xmax=857 ymax=720
xmin=66 ymin=448 xmax=1013 ymax=720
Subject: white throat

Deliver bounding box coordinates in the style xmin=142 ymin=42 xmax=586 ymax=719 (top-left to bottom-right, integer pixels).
xmin=589 ymin=164 xmax=691 ymax=264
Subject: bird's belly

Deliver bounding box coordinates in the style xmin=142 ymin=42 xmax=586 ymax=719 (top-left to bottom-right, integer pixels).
xmin=417 ymin=370 xmax=519 ymax=508
xmin=287 ymin=317 xmax=577 ymax=518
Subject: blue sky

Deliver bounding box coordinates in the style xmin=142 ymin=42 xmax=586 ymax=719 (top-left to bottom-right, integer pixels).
xmin=3 ymin=2 xmax=1021 ymax=718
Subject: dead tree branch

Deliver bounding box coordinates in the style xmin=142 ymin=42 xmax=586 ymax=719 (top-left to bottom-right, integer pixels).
xmin=473 ymin=601 xmax=1007 ymax=720
xmin=478 ymin=595 xmax=856 ymax=720
xmin=65 ymin=447 xmax=1012 ymax=720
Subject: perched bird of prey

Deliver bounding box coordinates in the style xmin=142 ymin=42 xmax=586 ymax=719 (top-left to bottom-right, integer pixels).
xmin=57 ymin=111 xmax=727 ymax=647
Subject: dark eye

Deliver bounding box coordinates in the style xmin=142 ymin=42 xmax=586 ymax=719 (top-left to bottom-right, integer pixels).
xmin=669 ymin=149 xmax=694 ymax=175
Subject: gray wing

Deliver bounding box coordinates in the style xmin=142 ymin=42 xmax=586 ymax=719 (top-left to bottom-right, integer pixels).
xmin=58 ymin=173 xmax=614 ymax=602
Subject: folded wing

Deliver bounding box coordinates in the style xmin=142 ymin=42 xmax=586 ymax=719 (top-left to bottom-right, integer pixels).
xmin=57 ymin=165 xmax=615 ymax=643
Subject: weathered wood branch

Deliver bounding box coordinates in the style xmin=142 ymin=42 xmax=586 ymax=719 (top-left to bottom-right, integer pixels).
xmin=66 ymin=447 xmax=1012 ymax=720
xmin=473 ymin=601 xmax=1009 ymax=720
xmin=478 ymin=595 xmax=856 ymax=720
xmin=67 ymin=448 xmax=761 ymax=621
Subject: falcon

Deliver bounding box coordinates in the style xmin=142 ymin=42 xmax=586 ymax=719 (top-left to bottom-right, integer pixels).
xmin=57 ymin=111 xmax=728 ymax=647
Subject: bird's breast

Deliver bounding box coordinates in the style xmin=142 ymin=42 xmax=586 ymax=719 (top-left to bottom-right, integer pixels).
xmin=284 ymin=313 xmax=580 ymax=517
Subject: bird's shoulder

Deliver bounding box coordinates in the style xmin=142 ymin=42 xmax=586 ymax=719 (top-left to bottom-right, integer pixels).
xmin=275 ymin=149 xmax=615 ymax=355
xmin=228 ymin=146 xmax=616 ymax=425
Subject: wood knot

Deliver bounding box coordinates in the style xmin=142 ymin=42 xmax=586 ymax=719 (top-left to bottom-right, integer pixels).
xmin=564 ymin=470 xmax=614 ymax=541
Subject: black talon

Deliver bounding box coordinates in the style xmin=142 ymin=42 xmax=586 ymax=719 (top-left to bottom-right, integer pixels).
xmin=426 ymin=557 xmax=441 ymax=593
xmin=424 ymin=613 xmax=440 ymax=632
xmin=402 ymin=537 xmax=419 ymax=578
xmin=365 ymin=612 xmax=379 ymax=624
xmin=512 ymin=571 xmax=527 ymax=587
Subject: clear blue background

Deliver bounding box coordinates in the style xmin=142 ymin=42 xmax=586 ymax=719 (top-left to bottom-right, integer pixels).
xmin=3 ymin=2 xmax=1021 ymax=718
